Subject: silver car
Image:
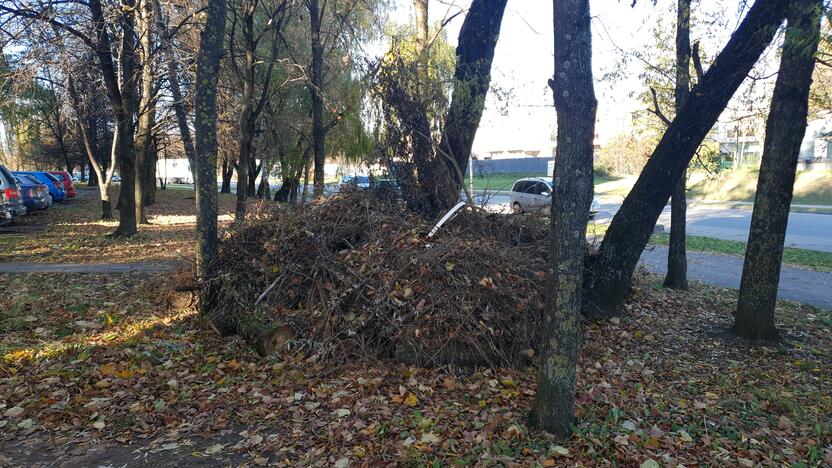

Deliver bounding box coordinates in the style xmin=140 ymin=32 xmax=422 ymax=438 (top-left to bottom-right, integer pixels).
xmin=509 ymin=177 xmax=600 ymax=217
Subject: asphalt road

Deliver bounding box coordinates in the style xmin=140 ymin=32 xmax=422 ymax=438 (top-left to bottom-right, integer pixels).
xmin=476 ymin=194 xmax=832 ymax=252
xmin=641 ymin=245 xmax=832 ymax=310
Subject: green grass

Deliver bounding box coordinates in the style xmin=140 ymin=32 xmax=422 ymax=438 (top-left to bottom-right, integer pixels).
xmin=465 ymin=169 xmax=623 ymax=193
xmin=649 ymin=232 xmax=832 ymax=271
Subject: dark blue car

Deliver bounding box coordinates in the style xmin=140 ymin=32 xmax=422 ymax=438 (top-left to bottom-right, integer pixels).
xmin=13 ymin=171 xmax=66 ymax=202
xmin=15 ymin=174 xmax=52 ymax=211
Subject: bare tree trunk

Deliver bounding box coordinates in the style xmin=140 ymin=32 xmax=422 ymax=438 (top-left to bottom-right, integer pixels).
xmin=89 ymin=0 xmax=138 ymax=237
xmin=194 ymin=0 xmax=227 ymax=330
xmin=134 ymin=0 xmax=155 ymax=224
xmin=664 ymin=0 xmax=691 ymax=290
xmin=309 ymin=0 xmax=326 ymax=197
xmin=144 ymin=136 xmax=157 ymax=205
xmin=531 ymin=0 xmax=596 ymax=438
xmin=299 ymin=158 xmax=309 ymax=202
xmin=585 ymin=0 xmax=788 ymax=317
xmin=153 ymin=0 xmax=196 ymax=170
xmin=247 ymin=156 xmax=259 ymax=196
xmin=733 ymin=0 xmax=820 ymax=340
xmin=221 ymin=160 xmax=233 ymax=193
xmin=435 ymin=0 xmax=507 ymax=209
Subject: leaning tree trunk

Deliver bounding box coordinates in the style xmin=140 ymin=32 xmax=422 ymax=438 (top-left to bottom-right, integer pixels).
xmin=435 ymin=0 xmax=507 ymax=209
xmin=585 ymin=0 xmax=788 ymax=317
xmin=734 ymin=0 xmax=820 ymax=341
xmin=194 ymin=0 xmax=228 ymax=331
xmin=664 ymin=0 xmax=692 ymax=290
xmin=531 ymin=0 xmax=597 ymax=438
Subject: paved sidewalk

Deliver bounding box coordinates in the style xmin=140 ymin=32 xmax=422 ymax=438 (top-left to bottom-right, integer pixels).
xmin=0 ymin=261 xmax=183 ymax=274
xmin=640 ymin=245 xmax=832 ymax=310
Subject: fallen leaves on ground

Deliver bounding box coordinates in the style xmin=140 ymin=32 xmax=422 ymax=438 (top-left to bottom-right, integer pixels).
xmin=0 ymin=188 xmax=830 ymax=466
xmin=1 ymin=271 xmax=829 ymax=466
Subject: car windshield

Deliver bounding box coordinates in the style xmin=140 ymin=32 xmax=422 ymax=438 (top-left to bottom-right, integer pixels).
xmin=355 ymin=176 xmax=369 ymax=184
xmin=341 ymin=176 xmax=354 ymax=183
xmin=53 ymin=173 xmax=66 ymax=181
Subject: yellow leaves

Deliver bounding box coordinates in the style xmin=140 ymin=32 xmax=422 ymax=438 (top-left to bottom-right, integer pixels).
xmin=403 ymin=393 xmax=418 ymax=407
xmin=478 ymin=276 xmax=495 ymax=289
xmin=99 ymin=363 xmax=118 ymax=376
xmin=94 ymin=379 xmax=111 ymax=389
xmin=643 ymin=437 xmax=661 ymax=449
xmin=226 ymin=359 xmax=242 ymax=371
xmin=99 ymin=363 xmax=135 ymax=380
xmin=445 ymin=262 xmax=455 ymax=271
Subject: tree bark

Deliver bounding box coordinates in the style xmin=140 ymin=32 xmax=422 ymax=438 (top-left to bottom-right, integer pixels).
xmin=194 ymin=0 xmax=227 ymax=330
xmin=309 ymin=0 xmax=326 ymax=197
xmin=153 ymin=0 xmax=196 ymax=171
xmin=89 ymin=0 xmax=138 ymax=236
xmin=435 ymin=0 xmax=507 ymax=209
xmin=733 ymin=0 xmax=820 ymax=340
xmin=586 ymin=0 xmax=788 ymax=317
xmin=221 ymin=159 xmax=233 ymax=193
xmin=144 ymin=137 xmax=157 ymax=205
xmin=134 ymin=0 xmax=155 ymax=224
xmin=532 ymin=0 xmax=597 ymax=438
xmin=664 ymin=0 xmax=692 ymax=290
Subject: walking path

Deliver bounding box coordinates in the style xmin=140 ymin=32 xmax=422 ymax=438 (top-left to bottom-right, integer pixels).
xmin=0 ymin=261 xmax=182 ymax=274
xmin=640 ymin=245 xmax=832 ymax=310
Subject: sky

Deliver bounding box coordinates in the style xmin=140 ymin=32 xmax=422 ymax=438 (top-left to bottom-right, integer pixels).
xmin=377 ymin=0 xmax=776 ymax=155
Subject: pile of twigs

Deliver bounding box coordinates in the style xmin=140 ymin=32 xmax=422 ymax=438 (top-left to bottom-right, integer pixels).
xmin=204 ymin=192 xmax=550 ymax=367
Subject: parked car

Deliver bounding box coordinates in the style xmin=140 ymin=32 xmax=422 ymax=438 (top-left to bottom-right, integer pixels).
xmin=339 ymin=175 xmax=370 ymax=191
xmin=14 ymin=171 xmax=67 ymax=203
xmin=509 ymin=177 xmax=600 ymax=217
xmin=0 ymin=200 xmax=11 ymax=226
xmin=0 ymin=165 xmax=27 ymax=219
xmin=15 ymin=174 xmax=52 ymax=211
xmin=372 ymin=179 xmax=402 ymax=201
xmin=48 ymin=171 xmax=77 ymax=198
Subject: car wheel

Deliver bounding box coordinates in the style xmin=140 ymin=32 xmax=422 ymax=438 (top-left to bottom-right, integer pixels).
xmin=512 ymin=202 xmax=523 ymax=214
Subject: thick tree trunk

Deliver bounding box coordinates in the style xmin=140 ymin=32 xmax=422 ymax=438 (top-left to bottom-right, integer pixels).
xmin=532 ymin=0 xmax=597 ymax=438
xmin=89 ymin=0 xmax=138 ymax=237
xmin=435 ymin=0 xmax=507 ymax=209
xmin=309 ymin=0 xmax=326 ymax=197
xmin=664 ymin=0 xmax=692 ymax=290
xmin=135 ymin=0 xmax=155 ymax=223
xmin=586 ymin=0 xmax=788 ymax=317
xmin=194 ymin=0 xmax=227 ymax=330
xmin=734 ymin=0 xmax=820 ymax=340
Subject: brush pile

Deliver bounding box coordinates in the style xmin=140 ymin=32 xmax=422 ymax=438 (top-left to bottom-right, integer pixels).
xmin=203 ymin=192 xmax=550 ymax=367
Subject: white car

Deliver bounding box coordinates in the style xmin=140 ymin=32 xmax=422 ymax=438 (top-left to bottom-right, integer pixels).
xmin=509 ymin=177 xmax=600 ymax=217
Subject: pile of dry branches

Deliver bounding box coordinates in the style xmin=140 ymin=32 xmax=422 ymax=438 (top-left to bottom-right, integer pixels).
xmin=204 ymin=192 xmax=550 ymax=367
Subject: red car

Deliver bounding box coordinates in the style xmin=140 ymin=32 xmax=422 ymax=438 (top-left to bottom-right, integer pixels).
xmin=48 ymin=171 xmax=77 ymax=198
